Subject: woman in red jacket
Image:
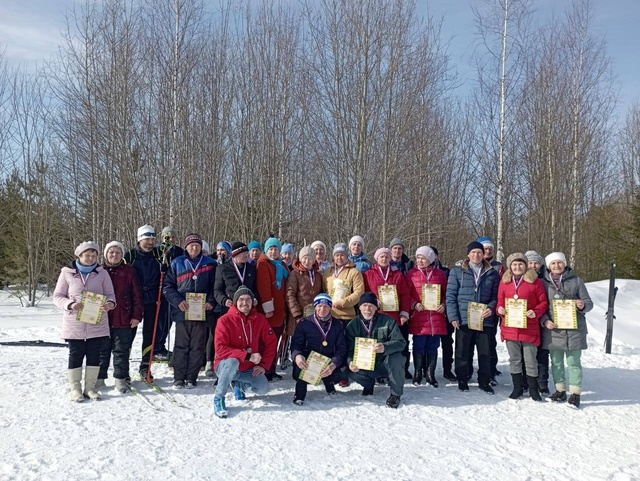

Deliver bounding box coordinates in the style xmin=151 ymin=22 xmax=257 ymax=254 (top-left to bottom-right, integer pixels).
xmin=99 ymin=241 xmax=144 ymax=393
xmin=406 ymin=246 xmax=448 ymax=387
xmin=496 ymin=253 xmax=549 ymax=401
xmin=363 ymin=247 xmax=412 ymax=379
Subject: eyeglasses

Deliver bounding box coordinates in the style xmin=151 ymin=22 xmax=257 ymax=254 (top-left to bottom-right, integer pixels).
xmin=141 ymin=232 xmax=156 ymax=238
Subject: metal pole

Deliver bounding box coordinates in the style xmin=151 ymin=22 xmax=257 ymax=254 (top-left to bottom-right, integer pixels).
xmin=604 ymin=262 xmax=617 ymax=354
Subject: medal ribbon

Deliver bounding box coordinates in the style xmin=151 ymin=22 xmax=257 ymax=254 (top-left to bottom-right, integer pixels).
xmin=360 ymin=318 xmax=374 ymax=337
xmin=240 ymin=317 xmax=253 ymax=349
xmin=309 ymin=270 xmax=315 ymax=287
xmin=550 ymin=274 xmax=563 ymax=294
xmin=186 ymin=256 xmax=203 ymax=277
xmin=378 ymin=265 xmax=390 ymax=284
xmin=512 ymin=275 xmax=524 ymax=295
xmin=232 ymin=261 xmax=246 ymax=283
xmin=312 ymin=315 xmax=332 ymax=343
xmin=333 ymin=265 xmax=345 ymax=278
xmin=420 ymin=267 xmax=433 ymax=283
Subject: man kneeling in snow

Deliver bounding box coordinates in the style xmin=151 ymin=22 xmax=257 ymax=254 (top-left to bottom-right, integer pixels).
xmin=213 ymin=286 xmax=276 ymax=418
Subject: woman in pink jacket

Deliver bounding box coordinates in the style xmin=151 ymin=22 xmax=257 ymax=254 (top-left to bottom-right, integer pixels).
xmin=53 ymin=241 xmax=116 ymax=402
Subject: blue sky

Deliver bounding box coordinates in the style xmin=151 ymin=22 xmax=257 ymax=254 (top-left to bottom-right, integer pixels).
xmin=1 ymin=0 xmax=638 ymax=116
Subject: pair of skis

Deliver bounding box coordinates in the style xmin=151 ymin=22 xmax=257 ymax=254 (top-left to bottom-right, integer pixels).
xmin=129 ymin=376 xmax=187 ymax=410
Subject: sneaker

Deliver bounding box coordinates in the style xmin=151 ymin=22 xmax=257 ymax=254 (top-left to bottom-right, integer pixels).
xmin=292 ymin=396 xmax=305 ymax=406
xmin=479 ymin=383 xmax=495 ymax=395
xmin=213 ymin=396 xmax=228 ymax=418
xmin=362 ymin=386 xmax=374 ymax=396
xmin=489 ymin=377 xmax=498 ymax=387
xmin=458 ymin=380 xmax=469 ymax=392
xmin=172 ymin=380 xmax=185 ymax=389
xmin=568 ymin=393 xmax=580 ymax=408
xmin=376 ymin=377 xmax=388 ymax=386
xmin=205 ymin=368 xmax=216 ymax=378
xmin=550 ymin=390 xmax=567 ymax=403
xmin=185 ymin=380 xmax=197 ymax=389
xmin=385 ymin=394 xmax=401 ymax=409
xmin=139 ymin=370 xmax=154 ymax=382
xmin=232 ymin=381 xmax=246 ymax=401
xmin=325 ymin=383 xmax=336 ymax=395
xmin=443 ymin=371 xmax=457 ymax=382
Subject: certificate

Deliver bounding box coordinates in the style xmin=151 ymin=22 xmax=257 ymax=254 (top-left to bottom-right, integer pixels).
xmin=299 ymin=351 xmax=332 ymax=385
xmin=76 ymin=291 xmax=106 ymax=325
xmin=421 ymin=284 xmax=441 ymax=311
xmin=553 ymin=299 xmax=577 ymax=329
xmin=331 ymin=279 xmax=350 ymax=302
xmin=353 ymin=337 xmax=377 ymax=371
xmin=378 ymin=285 xmax=399 ymax=312
xmin=303 ymin=304 xmax=315 ymax=317
xmin=505 ymin=298 xmax=527 ymax=329
xmin=467 ymin=302 xmax=486 ymax=331
xmin=185 ymin=293 xmax=206 ymax=321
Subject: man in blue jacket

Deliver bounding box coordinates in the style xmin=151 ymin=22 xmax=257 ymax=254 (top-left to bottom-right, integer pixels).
xmin=446 ymin=241 xmax=499 ymax=394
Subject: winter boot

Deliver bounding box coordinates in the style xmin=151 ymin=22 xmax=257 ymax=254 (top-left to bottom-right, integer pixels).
xmin=385 ymin=394 xmax=401 ymax=409
xmin=83 ymin=366 xmax=101 ymax=400
xmin=412 ymin=352 xmax=424 ymax=386
xmin=67 ymin=368 xmax=84 ymax=402
xmin=568 ymin=393 xmax=581 ymax=409
xmin=550 ymin=390 xmax=567 ymax=403
xmin=478 ymin=383 xmax=495 ymax=395
xmin=509 ymin=373 xmax=524 ymax=400
xmin=527 ymin=376 xmax=542 ymax=401
xmin=521 ymin=375 xmax=529 ymax=391
xmin=458 ymin=380 xmax=469 ymax=392
xmin=443 ymin=370 xmax=457 ymax=382
xmin=114 ymin=378 xmax=129 ymax=393
xmin=425 ymin=353 xmax=439 ymax=388
xmin=213 ymin=396 xmax=228 ymax=418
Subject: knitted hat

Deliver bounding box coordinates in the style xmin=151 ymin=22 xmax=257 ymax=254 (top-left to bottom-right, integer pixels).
xmin=525 ymin=250 xmax=544 ymax=266
xmin=281 ymin=243 xmax=294 ymax=254
xmin=374 ymin=247 xmax=391 ymax=261
xmin=184 ymin=234 xmax=203 ymax=248
xmin=137 ymin=225 xmax=155 ymax=242
xmin=467 ymin=241 xmax=485 ymax=254
xmin=416 ymin=246 xmax=436 ymax=264
xmin=545 ymin=252 xmax=567 ymax=268
xmin=310 ymin=240 xmax=326 ymax=252
xmin=298 ymin=246 xmax=315 ymax=261
xmin=477 ymin=236 xmax=494 ymax=248
xmin=103 ymin=241 xmax=125 ymax=259
xmin=75 ymin=241 xmax=100 ymax=258
xmin=389 ymin=238 xmax=404 ymax=249
xmin=264 ymin=236 xmax=282 ymax=252
xmin=233 ymin=285 xmax=254 ymax=304
xmin=231 ymin=242 xmax=248 ymax=257
xmin=161 ymin=226 xmax=177 ymax=238
xmin=216 ymin=241 xmax=232 ymax=256
xmin=248 ymin=240 xmax=262 ymax=252
xmin=429 ymin=246 xmax=439 ymax=257
xmin=202 ymin=241 xmax=210 ymax=255
xmin=349 ymin=235 xmax=365 ymax=250
xmin=506 ymin=252 xmax=528 ymax=269
xmin=313 ymin=293 xmax=333 ymax=308
xmin=358 ymin=292 xmax=378 ymax=308
xmin=333 ymin=243 xmax=348 ymax=256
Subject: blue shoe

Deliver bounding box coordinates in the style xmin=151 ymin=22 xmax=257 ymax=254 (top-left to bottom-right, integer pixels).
xmin=213 ymin=396 xmax=228 ymax=418
xmin=232 ymin=381 xmax=246 ymax=401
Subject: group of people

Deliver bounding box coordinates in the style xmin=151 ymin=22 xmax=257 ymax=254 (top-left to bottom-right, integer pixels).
xmin=53 ymin=227 xmax=593 ymax=415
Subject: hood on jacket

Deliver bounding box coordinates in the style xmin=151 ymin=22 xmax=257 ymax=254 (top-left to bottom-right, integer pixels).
xmin=502 ymin=268 xmax=538 ymax=284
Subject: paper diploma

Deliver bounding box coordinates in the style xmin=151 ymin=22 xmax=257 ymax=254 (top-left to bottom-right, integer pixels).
xmin=331 ymin=279 xmax=350 ymax=302
xmin=303 ymin=304 xmax=315 ymax=317
xmin=76 ymin=291 xmax=106 ymax=325
xmin=505 ymin=298 xmax=527 ymax=329
xmin=467 ymin=302 xmax=486 ymax=331
xmin=353 ymin=337 xmax=377 ymax=371
xmin=299 ymin=351 xmax=332 ymax=385
xmin=553 ymin=299 xmax=577 ymax=329
xmin=421 ymin=284 xmax=441 ymax=311
xmin=185 ymin=293 xmax=206 ymax=321
xmin=378 ymin=285 xmax=399 ymax=312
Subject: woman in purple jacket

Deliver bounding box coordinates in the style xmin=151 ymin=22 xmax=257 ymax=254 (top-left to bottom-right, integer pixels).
xmin=53 ymin=242 xmax=116 ymax=402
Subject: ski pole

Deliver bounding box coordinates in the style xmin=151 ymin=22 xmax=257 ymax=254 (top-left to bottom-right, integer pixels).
xmin=146 ymin=270 xmax=165 ymax=383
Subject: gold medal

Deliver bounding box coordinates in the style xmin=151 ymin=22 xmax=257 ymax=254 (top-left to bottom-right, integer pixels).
xmin=322 ymin=341 xmax=328 ymax=347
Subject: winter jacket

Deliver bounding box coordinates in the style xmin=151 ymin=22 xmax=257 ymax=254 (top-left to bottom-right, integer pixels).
xmin=102 ymin=262 xmax=144 ymax=328
xmin=348 ymin=253 xmax=371 ymax=274
xmin=406 ymin=265 xmax=448 ymax=336
xmin=496 ymin=268 xmax=548 ymax=346
xmin=213 ymin=260 xmax=257 ymax=314
xmin=256 ymin=254 xmax=288 ymax=328
xmin=290 ymin=314 xmax=347 ymax=369
xmin=363 ymin=265 xmax=412 ymax=325
xmin=124 ymin=246 xmax=161 ymax=304
xmin=446 ymin=259 xmax=500 ymax=327
xmin=286 ymin=260 xmax=324 ymax=321
xmin=541 ymin=267 xmax=593 ymax=351
xmin=213 ymin=306 xmax=277 ymax=372
xmin=53 ymin=263 xmax=116 ymax=340
xmin=390 ymin=254 xmax=414 ymax=276
xmin=163 ymin=254 xmax=217 ymax=323
xmin=323 ymin=262 xmax=365 ymax=321
xmin=345 ymin=312 xmax=406 ymax=368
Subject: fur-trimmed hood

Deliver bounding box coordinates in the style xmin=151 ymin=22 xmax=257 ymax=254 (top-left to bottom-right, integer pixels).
xmin=502 ymin=268 xmax=538 ymax=284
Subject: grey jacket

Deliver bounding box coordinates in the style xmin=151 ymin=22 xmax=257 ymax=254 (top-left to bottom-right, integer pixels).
xmin=541 ymin=267 xmax=593 ymax=351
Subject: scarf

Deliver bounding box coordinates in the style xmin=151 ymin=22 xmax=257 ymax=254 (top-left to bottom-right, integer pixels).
xmin=270 ymin=258 xmax=289 ymax=290
xmin=75 ymin=260 xmax=97 ymax=275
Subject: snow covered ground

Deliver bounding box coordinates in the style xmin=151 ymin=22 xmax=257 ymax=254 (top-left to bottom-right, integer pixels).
xmin=0 ymin=280 xmax=639 ymax=481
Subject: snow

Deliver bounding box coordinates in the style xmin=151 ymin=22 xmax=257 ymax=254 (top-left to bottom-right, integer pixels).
xmin=1 ymin=280 xmax=639 ymax=481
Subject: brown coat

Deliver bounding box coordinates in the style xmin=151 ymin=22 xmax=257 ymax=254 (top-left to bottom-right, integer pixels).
xmin=323 ymin=261 xmax=365 ymax=321
xmin=285 ymin=260 xmax=324 ymax=335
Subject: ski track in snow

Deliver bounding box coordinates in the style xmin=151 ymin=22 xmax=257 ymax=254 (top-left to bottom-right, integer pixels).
xmin=1 ymin=281 xmax=639 ymax=481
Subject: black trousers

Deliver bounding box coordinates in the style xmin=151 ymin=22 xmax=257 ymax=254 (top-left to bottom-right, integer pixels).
xmin=292 ymin=365 xmax=348 ymax=400
xmin=136 ymin=302 xmax=160 ymax=371
xmin=398 ymin=322 xmax=410 ymax=372
xmin=440 ymin=322 xmax=455 ymax=373
xmin=468 ymin=324 xmax=499 ymax=377
xmin=172 ymin=321 xmax=208 ymax=382
xmin=98 ymin=328 xmax=134 ymax=380
xmin=67 ymin=337 xmax=107 ymax=369
xmin=455 ymin=325 xmax=491 ymax=385
xmin=349 ymin=352 xmax=405 ymax=397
